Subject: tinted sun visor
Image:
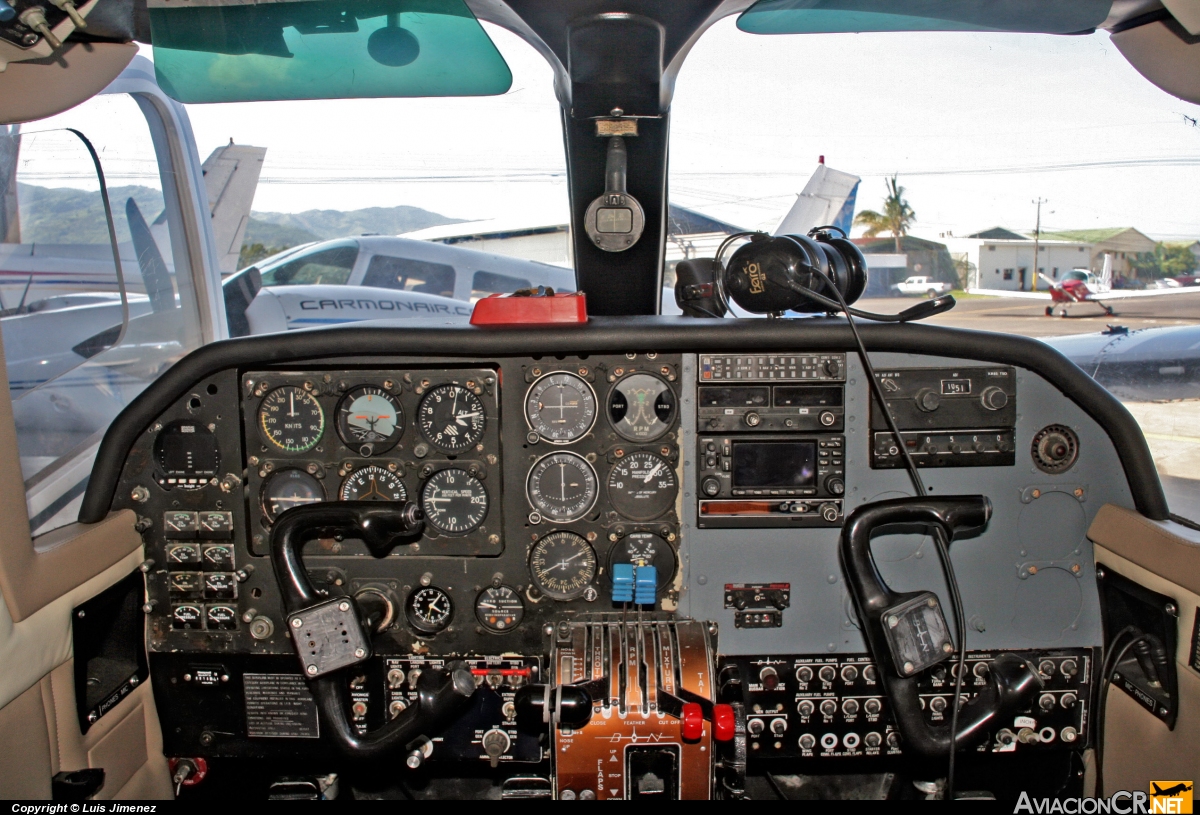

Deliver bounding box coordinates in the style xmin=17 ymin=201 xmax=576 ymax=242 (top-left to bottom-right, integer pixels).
xmin=148 ymin=0 xmax=512 ymax=103
xmin=737 ymin=0 xmax=1113 ymax=35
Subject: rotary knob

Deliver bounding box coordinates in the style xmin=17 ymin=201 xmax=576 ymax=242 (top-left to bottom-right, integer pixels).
xmin=980 ymin=386 xmax=1008 ymax=411
xmin=825 ymin=477 xmax=845 ymax=496
xmin=819 ymin=411 xmax=837 ymax=427
xmin=744 ymin=412 xmax=762 ymax=427
xmin=915 ymin=389 xmax=941 ymax=412
xmin=820 ymin=503 xmax=839 ymax=523
xmin=824 ymin=358 xmax=841 ymax=377
xmin=702 ymin=477 xmax=721 ymax=497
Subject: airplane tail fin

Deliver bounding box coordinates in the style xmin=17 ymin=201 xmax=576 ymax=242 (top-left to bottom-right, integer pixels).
xmin=1153 ymin=784 xmax=1164 ymax=794
xmin=202 ymin=143 xmax=267 ymax=274
xmin=774 ymin=163 xmax=861 ymax=237
xmin=1100 ymin=253 xmax=1113 ymax=288
xmin=126 ymin=197 xmax=175 ymax=312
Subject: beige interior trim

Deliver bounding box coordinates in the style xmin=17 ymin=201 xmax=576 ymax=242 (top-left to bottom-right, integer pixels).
xmin=0 ymin=545 xmax=144 ymax=711
xmin=0 ymin=679 xmax=53 ymax=798
xmin=1087 ymin=503 xmax=1200 ymax=597
xmin=0 ymin=42 xmax=137 ymax=125
xmin=1093 ymin=545 xmax=1200 ymax=794
xmin=1112 ymin=18 xmax=1200 ymax=105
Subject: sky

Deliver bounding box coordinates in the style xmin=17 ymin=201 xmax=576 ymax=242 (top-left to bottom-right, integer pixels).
xmin=33 ymin=15 xmax=1200 ymax=242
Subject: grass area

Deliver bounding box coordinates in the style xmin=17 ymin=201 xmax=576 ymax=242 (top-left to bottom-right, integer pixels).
xmin=948 ymin=289 xmax=991 ymax=300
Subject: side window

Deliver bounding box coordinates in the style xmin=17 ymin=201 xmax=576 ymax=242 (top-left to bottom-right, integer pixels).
xmin=361 ymin=255 xmax=456 ymax=298
xmin=1 ymin=94 xmax=204 ymax=535
xmin=471 ymin=270 xmax=532 ymax=302
xmin=259 ymin=243 xmax=357 ymax=286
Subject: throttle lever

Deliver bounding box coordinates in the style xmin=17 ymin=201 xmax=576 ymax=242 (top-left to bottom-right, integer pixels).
xmin=838 ymin=495 xmax=1043 ymax=757
xmin=269 ymin=501 xmax=476 ymax=758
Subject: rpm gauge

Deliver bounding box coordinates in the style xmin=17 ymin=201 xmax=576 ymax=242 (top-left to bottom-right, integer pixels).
xmin=418 ymin=384 xmax=485 ymax=453
xmin=261 ymin=468 xmax=326 ymax=521
xmin=607 ymin=452 xmax=677 ymax=521
xmin=608 ymin=532 xmax=676 ymax=591
xmin=608 ymin=373 xmax=676 ymax=441
xmin=259 ymin=386 xmax=325 ymax=453
xmin=336 ymin=386 xmax=403 ymax=456
xmin=421 ymin=468 xmax=489 ymax=534
xmin=529 ymin=531 xmax=597 ymax=601
xmin=474 ymin=585 xmax=525 ymax=632
xmin=406 ymin=586 xmax=453 ymax=634
xmin=526 ymin=452 xmax=598 ymax=523
xmin=340 ymin=465 xmax=407 ymax=502
xmin=525 ymin=372 xmax=597 ymax=443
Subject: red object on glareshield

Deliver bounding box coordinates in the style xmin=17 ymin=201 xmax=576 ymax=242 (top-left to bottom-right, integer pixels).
xmin=470 ymin=291 xmax=588 ymax=325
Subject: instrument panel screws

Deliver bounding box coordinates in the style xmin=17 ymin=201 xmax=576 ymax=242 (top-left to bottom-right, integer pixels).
xmin=609 ymin=532 xmax=618 ymax=542
xmin=488 ymin=534 xmax=500 ymax=546
xmin=291 ymin=617 xmax=303 ymax=628
xmin=307 ymin=665 xmax=318 ymax=675
xmin=887 ymin=615 xmax=899 ymax=628
xmin=152 ymin=423 xmax=163 ymax=433
xmin=307 ymin=463 xmax=319 ymax=475
xmin=419 ymin=572 xmax=433 ymax=587
xmin=586 ymin=531 xmax=597 ymax=542
xmin=578 ymin=367 xmax=588 ymax=376
xmin=1031 ymin=489 xmax=1041 ymax=499
xmin=338 ymin=601 xmax=351 ymax=612
xmin=614 ymin=448 xmax=624 ymax=458
xmin=1165 ymin=603 xmax=1178 ymax=617
xmin=667 ymin=532 xmax=677 ymax=542
xmin=1096 ymin=565 xmax=1106 ymax=579
xmin=660 ymin=366 xmax=670 ymax=377
xmin=1074 ymin=488 xmax=1084 ymax=497
xmin=21 ymin=32 xmax=38 ymax=45
xmin=1070 ymin=563 xmax=1081 ymax=574
xmin=131 ymin=486 xmax=150 ymax=503
xmin=1028 ymin=565 xmax=1038 ymax=575
xmin=354 ymin=648 xmax=366 ymax=659
xmin=903 ymin=662 xmax=914 ymax=674
xmin=526 ymin=432 xmax=539 ymax=444
xmin=927 ymin=598 xmax=937 ymax=608
xmin=614 ymin=367 xmax=625 ymax=377
xmin=383 ymin=379 xmax=395 ymax=390
xmin=942 ymin=642 xmax=953 ymax=653
xmin=583 ymin=587 xmax=598 ymax=602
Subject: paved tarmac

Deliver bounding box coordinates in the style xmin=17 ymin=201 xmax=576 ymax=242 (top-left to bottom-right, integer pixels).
xmin=858 ymin=292 xmax=1200 ymax=521
xmin=856 ymin=291 xmax=1200 ymax=337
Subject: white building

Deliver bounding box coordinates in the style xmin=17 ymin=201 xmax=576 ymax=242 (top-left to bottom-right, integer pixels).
xmin=943 ymin=227 xmax=1092 ymax=292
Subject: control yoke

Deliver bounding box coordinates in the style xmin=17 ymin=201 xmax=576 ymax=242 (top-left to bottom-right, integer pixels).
xmin=270 ymin=502 xmax=476 ymax=759
xmin=838 ymin=496 xmax=1043 ymax=757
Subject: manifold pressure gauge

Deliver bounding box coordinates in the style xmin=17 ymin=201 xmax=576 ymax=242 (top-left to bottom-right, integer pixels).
xmin=529 ymin=531 xmax=597 ymax=601
xmin=406 ymin=586 xmax=453 ymax=634
xmin=525 ymin=372 xmax=597 ymax=443
xmin=607 ymin=451 xmax=677 ymax=521
xmin=336 ymin=386 xmax=403 ymax=456
xmin=526 ymin=452 xmax=598 ymax=523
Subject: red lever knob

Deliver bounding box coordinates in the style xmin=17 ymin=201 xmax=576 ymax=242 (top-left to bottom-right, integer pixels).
xmin=681 ymin=702 xmax=704 ymax=741
xmin=713 ymin=704 xmax=735 ymax=742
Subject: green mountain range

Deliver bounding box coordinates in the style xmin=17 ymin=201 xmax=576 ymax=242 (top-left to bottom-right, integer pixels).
xmin=11 ymin=182 xmax=461 ymax=253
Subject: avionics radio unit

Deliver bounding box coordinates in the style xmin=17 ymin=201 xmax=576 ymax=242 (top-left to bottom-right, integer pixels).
xmin=698 ymin=353 xmax=846 ymax=433
xmin=870 ymin=366 xmax=1017 ymax=469
xmin=696 ymin=435 xmax=844 ymax=528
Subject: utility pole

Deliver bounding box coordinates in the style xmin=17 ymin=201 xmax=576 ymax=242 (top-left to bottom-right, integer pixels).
xmin=1031 ymin=197 xmax=1047 ymax=292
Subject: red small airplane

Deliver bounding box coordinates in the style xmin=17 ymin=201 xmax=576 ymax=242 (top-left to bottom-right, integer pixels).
xmin=971 ymin=254 xmax=1200 ymax=317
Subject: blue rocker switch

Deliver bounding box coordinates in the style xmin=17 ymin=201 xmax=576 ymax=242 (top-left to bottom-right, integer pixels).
xmin=611 ymin=563 xmax=634 ymax=603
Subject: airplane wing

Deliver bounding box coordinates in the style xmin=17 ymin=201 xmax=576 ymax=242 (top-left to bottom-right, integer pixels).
xmin=966 ymin=288 xmax=1053 ymax=300
xmin=1087 ymin=286 xmax=1200 ymax=300
xmin=774 ymin=163 xmax=860 ymax=236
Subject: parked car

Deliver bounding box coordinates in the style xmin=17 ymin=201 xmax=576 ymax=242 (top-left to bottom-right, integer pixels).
xmin=890 ymin=275 xmax=952 ymax=297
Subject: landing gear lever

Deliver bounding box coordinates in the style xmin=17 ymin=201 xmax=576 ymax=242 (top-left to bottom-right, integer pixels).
xmin=838 ymin=496 xmax=1043 ymax=757
xmin=270 ymin=502 xmax=476 ymax=759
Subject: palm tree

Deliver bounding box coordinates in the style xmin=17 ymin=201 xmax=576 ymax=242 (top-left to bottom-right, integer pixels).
xmin=854 ymin=176 xmax=916 ymax=253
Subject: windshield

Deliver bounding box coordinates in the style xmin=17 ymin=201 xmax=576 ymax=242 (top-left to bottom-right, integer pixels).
xmin=57 ymin=15 xmax=1200 ymax=525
